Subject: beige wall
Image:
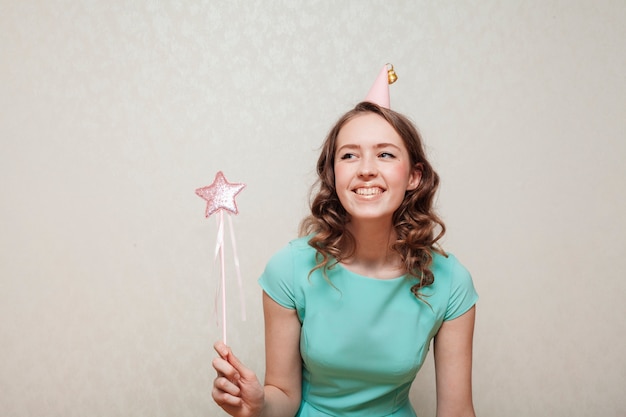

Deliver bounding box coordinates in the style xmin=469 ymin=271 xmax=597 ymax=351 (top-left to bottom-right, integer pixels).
xmin=1 ymin=1 xmax=624 ymax=416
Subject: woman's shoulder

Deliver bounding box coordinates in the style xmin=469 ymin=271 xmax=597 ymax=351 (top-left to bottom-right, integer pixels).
xmin=432 ymin=250 xmax=468 ymax=272
xmin=265 ymin=235 xmax=317 ymax=271
xmin=430 ymin=250 xmax=473 ymax=287
xmin=429 ymin=250 xmax=478 ymax=317
xmin=270 ymin=235 xmax=315 ymax=256
xmin=259 ymin=236 xmax=318 ymax=311
xmin=287 ymin=235 xmax=315 ymax=251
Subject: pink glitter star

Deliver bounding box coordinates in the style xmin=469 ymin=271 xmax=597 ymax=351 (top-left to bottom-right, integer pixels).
xmin=196 ymin=171 xmax=246 ymax=217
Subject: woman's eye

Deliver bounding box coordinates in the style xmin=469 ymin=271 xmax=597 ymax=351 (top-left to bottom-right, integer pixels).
xmin=379 ymin=152 xmax=395 ymax=159
xmin=340 ymin=153 xmax=356 ymax=160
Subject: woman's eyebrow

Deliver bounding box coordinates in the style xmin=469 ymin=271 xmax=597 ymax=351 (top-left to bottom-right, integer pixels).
xmin=374 ymin=142 xmax=401 ymax=150
xmin=336 ymin=142 xmax=401 ymax=152
xmin=336 ymin=144 xmax=360 ymax=152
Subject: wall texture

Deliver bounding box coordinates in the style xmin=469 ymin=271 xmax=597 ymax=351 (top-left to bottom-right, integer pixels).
xmin=1 ymin=1 xmax=624 ymax=416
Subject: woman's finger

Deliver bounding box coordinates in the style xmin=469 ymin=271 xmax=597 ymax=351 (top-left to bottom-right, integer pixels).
xmin=214 ymin=341 xmax=253 ymax=380
xmin=214 ymin=375 xmax=241 ymax=396
xmin=212 ymin=356 xmax=239 ymax=380
xmin=212 ymin=381 xmax=243 ymax=407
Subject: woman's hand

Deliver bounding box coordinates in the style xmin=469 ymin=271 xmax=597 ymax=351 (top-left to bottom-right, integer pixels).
xmin=212 ymin=341 xmax=265 ymax=417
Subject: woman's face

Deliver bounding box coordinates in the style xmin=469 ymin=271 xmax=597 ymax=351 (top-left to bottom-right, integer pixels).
xmin=333 ymin=113 xmax=421 ymax=223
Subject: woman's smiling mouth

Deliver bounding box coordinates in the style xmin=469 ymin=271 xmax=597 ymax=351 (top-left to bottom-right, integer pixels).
xmin=354 ymin=187 xmax=384 ymax=196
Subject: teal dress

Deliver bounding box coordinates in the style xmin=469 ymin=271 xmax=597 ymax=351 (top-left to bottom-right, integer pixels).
xmin=258 ymin=237 xmax=478 ymax=417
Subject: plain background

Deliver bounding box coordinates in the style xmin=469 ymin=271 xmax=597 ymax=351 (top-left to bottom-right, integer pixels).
xmin=1 ymin=1 xmax=624 ymax=416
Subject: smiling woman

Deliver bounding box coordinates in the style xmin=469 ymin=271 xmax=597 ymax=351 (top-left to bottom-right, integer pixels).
xmin=334 ymin=112 xmax=421 ymax=225
xmin=211 ymin=66 xmax=478 ymax=417
xmin=304 ymin=100 xmax=446 ymax=292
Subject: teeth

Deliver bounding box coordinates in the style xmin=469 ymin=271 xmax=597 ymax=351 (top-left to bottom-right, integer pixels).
xmin=355 ymin=187 xmax=382 ymax=196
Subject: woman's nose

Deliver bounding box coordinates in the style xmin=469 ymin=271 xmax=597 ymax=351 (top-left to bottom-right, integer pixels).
xmin=357 ymin=158 xmax=377 ymax=178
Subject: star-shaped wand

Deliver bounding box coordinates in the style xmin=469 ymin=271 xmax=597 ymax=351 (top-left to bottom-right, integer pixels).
xmin=196 ymin=171 xmax=246 ymax=344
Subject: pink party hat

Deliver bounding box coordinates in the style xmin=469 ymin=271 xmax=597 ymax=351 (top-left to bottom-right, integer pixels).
xmin=364 ymin=63 xmax=398 ymax=108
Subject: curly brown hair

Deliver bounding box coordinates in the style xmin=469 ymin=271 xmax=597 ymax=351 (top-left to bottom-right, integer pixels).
xmin=299 ymin=101 xmax=446 ymax=298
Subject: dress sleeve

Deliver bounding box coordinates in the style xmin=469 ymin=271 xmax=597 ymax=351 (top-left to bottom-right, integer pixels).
xmin=443 ymin=255 xmax=479 ymax=321
xmin=258 ymin=243 xmax=297 ymax=310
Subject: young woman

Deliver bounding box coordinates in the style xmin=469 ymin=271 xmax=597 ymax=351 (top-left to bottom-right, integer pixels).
xmin=212 ymin=66 xmax=478 ymax=417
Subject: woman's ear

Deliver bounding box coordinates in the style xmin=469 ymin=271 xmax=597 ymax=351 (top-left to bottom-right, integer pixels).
xmin=406 ymin=164 xmax=422 ymax=191
xmin=407 ymin=166 xmax=422 ymax=191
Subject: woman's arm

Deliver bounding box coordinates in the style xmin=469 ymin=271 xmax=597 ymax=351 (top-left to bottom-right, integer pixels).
xmin=260 ymin=291 xmax=303 ymax=416
xmin=433 ymin=305 xmax=477 ymax=417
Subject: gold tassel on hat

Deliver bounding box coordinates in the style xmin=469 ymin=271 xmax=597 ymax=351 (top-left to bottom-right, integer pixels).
xmin=386 ymin=63 xmax=398 ymax=84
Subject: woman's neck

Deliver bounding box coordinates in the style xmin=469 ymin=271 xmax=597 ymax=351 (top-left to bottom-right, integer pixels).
xmin=342 ymin=220 xmax=405 ymax=279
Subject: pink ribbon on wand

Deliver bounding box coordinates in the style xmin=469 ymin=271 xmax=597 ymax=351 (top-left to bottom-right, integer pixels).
xmin=196 ymin=171 xmax=246 ymax=344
